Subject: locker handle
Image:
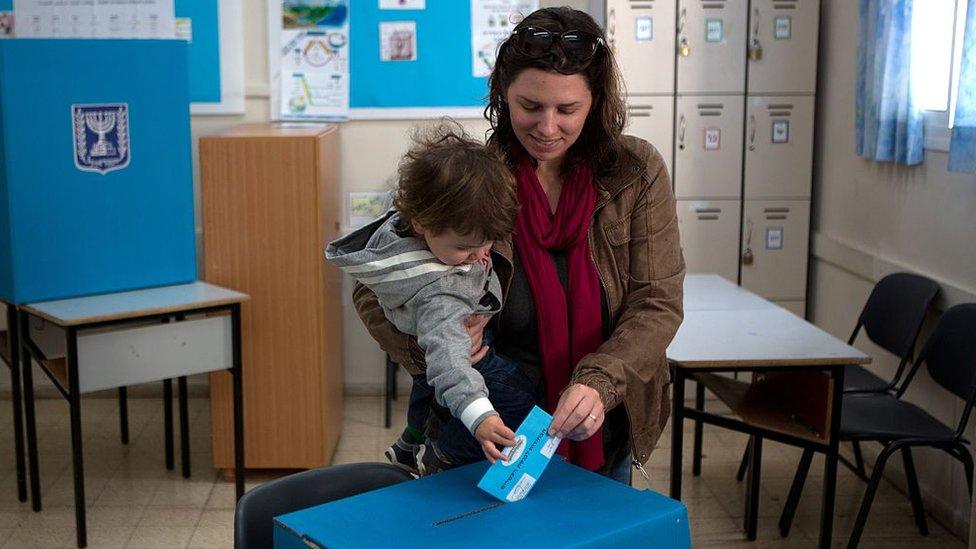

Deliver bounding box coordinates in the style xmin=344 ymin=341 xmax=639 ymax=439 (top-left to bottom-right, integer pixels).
xmin=752 ymin=7 xmax=760 ymax=39
xmin=694 ymin=207 xmax=721 ymax=213
xmin=748 ymin=115 xmax=756 ymax=151
xmin=628 ymin=112 xmax=651 ymax=118
xmin=677 ymin=7 xmax=686 ymax=33
xmin=765 ymin=215 xmax=787 ymax=220
xmin=678 ymin=114 xmax=686 ymax=150
xmin=697 ymin=215 xmax=719 ymax=220
xmin=607 ymin=8 xmax=616 ymax=53
xmin=763 ymin=207 xmax=790 ymax=213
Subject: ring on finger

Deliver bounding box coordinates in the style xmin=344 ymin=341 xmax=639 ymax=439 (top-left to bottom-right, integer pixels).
xmin=588 ymin=413 xmax=598 ymax=421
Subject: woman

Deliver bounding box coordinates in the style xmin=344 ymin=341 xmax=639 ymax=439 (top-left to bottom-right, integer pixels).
xmin=354 ymin=7 xmax=684 ymax=484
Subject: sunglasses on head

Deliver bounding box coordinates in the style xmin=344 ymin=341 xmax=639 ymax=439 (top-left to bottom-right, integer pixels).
xmin=510 ymin=26 xmax=605 ymax=71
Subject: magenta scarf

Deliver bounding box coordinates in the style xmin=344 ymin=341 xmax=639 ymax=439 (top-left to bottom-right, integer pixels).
xmin=513 ymin=157 xmax=605 ymax=471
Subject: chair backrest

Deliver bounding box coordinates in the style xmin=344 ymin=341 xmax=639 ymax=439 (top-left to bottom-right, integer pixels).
xmin=915 ymin=304 xmax=976 ymax=402
xmin=234 ymin=462 xmax=414 ymax=549
xmin=856 ymin=273 xmax=939 ymax=374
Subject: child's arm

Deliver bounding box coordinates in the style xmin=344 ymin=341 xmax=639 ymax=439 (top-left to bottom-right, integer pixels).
xmin=412 ymin=284 xmax=498 ymax=436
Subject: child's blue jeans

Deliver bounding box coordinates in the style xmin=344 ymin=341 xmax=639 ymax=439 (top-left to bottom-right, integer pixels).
xmin=407 ymin=344 xmax=535 ymax=469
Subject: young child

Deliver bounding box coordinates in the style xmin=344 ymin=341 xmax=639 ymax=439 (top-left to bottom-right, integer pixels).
xmin=326 ymin=124 xmax=535 ymax=474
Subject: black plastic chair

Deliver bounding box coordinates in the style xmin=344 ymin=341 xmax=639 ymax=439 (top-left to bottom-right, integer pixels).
xmin=778 ymin=303 xmax=976 ymax=547
xmin=234 ymin=462 xmax=415 ymax=549
xmin=728 ymin=273 xmax=940 ymax=481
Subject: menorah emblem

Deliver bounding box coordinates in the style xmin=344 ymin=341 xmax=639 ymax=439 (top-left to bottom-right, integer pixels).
xmin=72 ymin=103 xmax=130 ymax=175
xmin=85 ymin=111 xmax=117 ymax=157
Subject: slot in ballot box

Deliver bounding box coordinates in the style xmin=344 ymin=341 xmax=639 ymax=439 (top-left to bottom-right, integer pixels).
xmin=274 ymin=458 xmax=691 ymax=548
xmin=0 ymin=39 xmax=196 ymax=304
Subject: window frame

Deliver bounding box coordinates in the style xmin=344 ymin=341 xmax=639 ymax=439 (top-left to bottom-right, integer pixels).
xmin=919 ymin=0 xmax=969 ymax=152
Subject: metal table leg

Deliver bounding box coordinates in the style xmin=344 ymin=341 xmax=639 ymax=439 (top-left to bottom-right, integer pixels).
xmin=67 ymin=328 xmax=87 ymax=548
xmin=20 ymin=311 xmax=41 ymax=512
xmin=819 ymin=365 xmax=845 ymax=549
xmin=670 ymin=365 xmax=686 ymax=500
xmin=8 ymin=306 xmax=27 ymax=501
xmin=179 ymin=375 xmax=190 ymax=478
xmin=232 ymin=304 xmax=245 ymax=499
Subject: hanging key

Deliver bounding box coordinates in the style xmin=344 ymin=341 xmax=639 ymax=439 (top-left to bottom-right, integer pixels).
xmin=678 ymin=37 xmax=690 ymax=57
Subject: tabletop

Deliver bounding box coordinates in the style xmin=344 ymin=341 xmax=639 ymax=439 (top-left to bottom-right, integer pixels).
xmin=670 ymin=275 xmax=870 ymax=368
xmin=20 ymin=282 xmax=249 ymax=327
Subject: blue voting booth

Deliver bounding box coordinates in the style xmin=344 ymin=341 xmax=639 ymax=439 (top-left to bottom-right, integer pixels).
xmin=0 ymin=39 xmax=197 ymax=304
xmin=274 ymin=458 xmax=691 ymax=548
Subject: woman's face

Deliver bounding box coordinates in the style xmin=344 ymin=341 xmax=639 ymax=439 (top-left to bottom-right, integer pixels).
xmin=504 ymin=68 xmax=593 ymax=166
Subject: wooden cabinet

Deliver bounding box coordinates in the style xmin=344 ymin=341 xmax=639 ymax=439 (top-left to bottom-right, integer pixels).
xmin=201 ymin=124 xmax=342 ymax=469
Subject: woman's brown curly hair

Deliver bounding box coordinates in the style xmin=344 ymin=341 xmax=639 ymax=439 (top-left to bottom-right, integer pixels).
xmin=484 ymin=7 xmax=627 ymax=177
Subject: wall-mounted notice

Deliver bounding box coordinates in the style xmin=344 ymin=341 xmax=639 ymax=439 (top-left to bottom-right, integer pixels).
xmin=379 ymin=0 xmax=425 ymax=9
xmin=470 ymin=0 xmax=537 ymax=78
xmin=13 ymin=0 xmax=174 ymax=38
xmin=272 ymin=1 xmax=350 ymax=121
xmin=379 ymin=20 xmax=415 ymax=61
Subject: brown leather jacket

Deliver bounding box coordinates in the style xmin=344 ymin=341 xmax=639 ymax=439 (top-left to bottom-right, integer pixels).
xmin=353 ymin=135 xmax=685 ymax=467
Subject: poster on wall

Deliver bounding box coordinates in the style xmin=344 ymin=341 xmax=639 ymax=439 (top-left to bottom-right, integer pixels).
xmin=470 ymin=0 xmax=537 ymax=78
xmin=13 ymin=0 xmax=175 ymax=38
xmin=270 ymin=0 xmax=350 ymax=121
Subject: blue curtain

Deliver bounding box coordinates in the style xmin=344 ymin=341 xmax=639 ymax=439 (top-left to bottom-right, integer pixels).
xmin=857 ymin=0 xmax=925 ymax=165
xmin=948 ymin=0 xmax=976 ymax=173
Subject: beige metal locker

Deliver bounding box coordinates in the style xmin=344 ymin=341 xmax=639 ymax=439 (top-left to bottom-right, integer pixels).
xmin=739 ymin=199 xmax=810 ymax=300
xmin=746 ymin=0 xmax=820 ymax=94
xmin=607 ymin=0 xmax=677 ymax=95
xmin=743 ymin=95 xmax=814 ymax=199
xmin=676 ymin=199 xmax=741 ymax=283
xmin=674 ymin=95 xmax=743 ymax=199
xmin=676 ymin=0 xmax=747 ymax=94
xmin=625 ymin=97 xmax=674 ymax=173
xmin=776 ymin=300 xmax=807 ymax=317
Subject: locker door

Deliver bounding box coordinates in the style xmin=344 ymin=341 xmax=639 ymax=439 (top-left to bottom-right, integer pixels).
xmin=676 ymin=199 xmax=741 ymax=283
xmin=747 ymin=0 xmax=820 ymax=94
xmin=676 ymin=0 xmax=747 ymax=94
xmin=607 ymin=0 xmax=677 ymax=95
xmin=625 ymin=97 xmax=674 ymax=173
xmin=673 ymin=95 xmax=743 ymax=199
xmin=743 ymin=95 xmax=814 ymax=199
xmin=740 ymin=200 xmax=809 ymax=300
xmin=776 ymin=300 xmax=806 ymax=317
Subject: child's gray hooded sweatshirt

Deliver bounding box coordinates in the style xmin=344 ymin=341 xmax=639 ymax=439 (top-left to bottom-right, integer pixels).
xmin=326 ymin=211 xmax=504 ymax=434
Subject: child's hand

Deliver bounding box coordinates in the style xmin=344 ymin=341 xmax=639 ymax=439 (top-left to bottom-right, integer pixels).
xmin=474 ymin=415 xmax=516 ymax=464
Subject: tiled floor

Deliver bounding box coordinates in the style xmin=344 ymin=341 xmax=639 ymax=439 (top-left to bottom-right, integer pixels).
xmin=0 ymin=394 xmax=968 ymax=548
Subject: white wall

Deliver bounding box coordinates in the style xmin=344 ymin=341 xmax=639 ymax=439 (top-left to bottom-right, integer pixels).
xmin=811 ymin=0 xmax=976 ymax=539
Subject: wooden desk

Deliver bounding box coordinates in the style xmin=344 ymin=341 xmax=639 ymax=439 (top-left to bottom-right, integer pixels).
xmin=668 ymin=274 xmax=870 ymax=548
xmin=18 ymin=282 xmax=248 ymax=548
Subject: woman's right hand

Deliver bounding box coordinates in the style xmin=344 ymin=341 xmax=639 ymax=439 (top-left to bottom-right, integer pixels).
xmin=465 ymin=314 xmax=491 ymax=364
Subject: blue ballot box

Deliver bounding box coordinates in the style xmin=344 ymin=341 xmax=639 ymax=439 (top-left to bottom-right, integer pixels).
xmin=0 ymin=39 xmax=196 ymax=304
xmin=274 ymin=458 xmax=691 ymax=548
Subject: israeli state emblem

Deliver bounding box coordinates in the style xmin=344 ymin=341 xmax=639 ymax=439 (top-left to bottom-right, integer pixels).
xmin=72 ymin=103 xmax=131 ymax=175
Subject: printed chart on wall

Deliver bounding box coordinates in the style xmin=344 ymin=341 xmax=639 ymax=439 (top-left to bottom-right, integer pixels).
xmin=6 ymin=0 xmax=244 ymax=114
xmin=270 ymin=1 xmax=351 ymax=121
xmin=269 ymin=0 xmax=537 ymax=121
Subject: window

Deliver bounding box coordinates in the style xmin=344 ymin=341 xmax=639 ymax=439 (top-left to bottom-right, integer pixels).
xmin=911 ymin=0 xmax=969 ymax=150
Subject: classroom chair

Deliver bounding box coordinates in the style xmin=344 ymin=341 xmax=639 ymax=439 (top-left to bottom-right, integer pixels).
xmin=778 ymin=303 xmax=976 ymax=547
xmin=234 ymin=462 xmax=415 ymax=549
xmin=725 ymin=273 xmax=940 ymax=481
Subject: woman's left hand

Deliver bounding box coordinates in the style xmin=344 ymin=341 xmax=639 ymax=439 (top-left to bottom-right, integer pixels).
xmin=548 ymin=383 xmax=605 ymax=441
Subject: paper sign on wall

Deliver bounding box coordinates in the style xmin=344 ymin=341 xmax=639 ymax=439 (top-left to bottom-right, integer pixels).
xmin=380 ymin=20 xmax=416 ymax=61
xmin=705 ymin=18 xmax=723 ymax=43
xmin=704 ymin=127 xmax=721 ymax=151
xmin=635 ymin=16 xmax=652 ymax=42
xmin=380 ymin=0 xmax=425 ymax=9
xmin=772 ymin=119 xmax=789 ymax=143
xmin=774 ymin=15 xmax=791 ymax=40
xmin=766 ymin=227 xmax=783 ymax=250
